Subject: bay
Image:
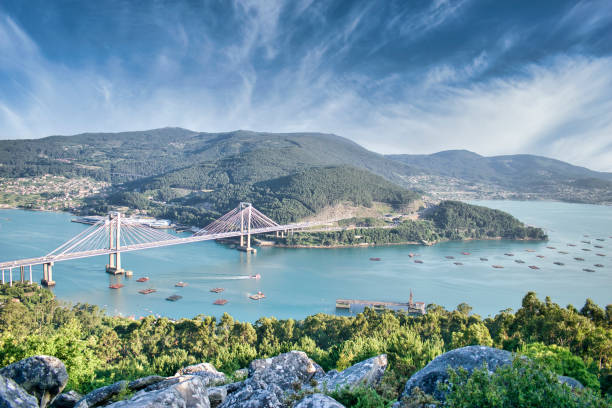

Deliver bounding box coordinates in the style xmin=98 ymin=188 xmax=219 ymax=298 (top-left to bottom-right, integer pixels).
xmin=0 ymin=200 xmax=610 ymax=321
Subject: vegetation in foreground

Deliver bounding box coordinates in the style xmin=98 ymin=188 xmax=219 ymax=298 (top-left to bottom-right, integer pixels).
xmin=0 ymin=285 xmax=610 ymax=406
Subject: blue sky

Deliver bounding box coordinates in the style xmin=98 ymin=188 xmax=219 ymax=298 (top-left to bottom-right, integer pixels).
xmin=1 ymin=0 xmax=611 ymax=171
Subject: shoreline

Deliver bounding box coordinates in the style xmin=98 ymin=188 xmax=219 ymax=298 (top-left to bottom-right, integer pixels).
xmin=257 ymin=235 xmax=546 ymax=249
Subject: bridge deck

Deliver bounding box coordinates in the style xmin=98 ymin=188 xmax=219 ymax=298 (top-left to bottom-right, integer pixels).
xmin=0 ymin=222 xmax=316 ymax=269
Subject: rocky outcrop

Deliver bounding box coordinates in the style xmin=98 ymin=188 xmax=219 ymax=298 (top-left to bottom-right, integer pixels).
xmin=294 ymin=394 xmax=345 ymax=408
xmin=0 ymin=355 xmax=68 ymax=408
xmin=50 ymin=390 xmax=82 ymax=408
xmin=0 ymin=374 xmax=39 ymax=408
xmin=106 ymin=375 xmax=210 ymax=408
xmin=400 ymin=346 xmax=512 ymax=401
xmin=175 ymin=362 xmax=227 ymax=387
xmin=558 ymin=375 xmax=584 ymax=390
xmin=127 ymin=376 xmax=164 ymax=392
xmin=74 ymin=380 xmax=128 ymax=408
xmin=220 ymin=351 xmax=325 ymax=408
xmin=318 ymin=355 xmax=387 ymax=392
xmin=207 ymin=385 xmax=227 ymax=408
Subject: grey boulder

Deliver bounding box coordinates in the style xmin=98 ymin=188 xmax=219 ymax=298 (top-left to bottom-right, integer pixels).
xmin=175 ymin=363 xmax=227 ymax=387
xmin=319 ymin=355 xmax=387 ymax=392
xmin=220 ymin=351 xmax=324 ymax=408
xmin=106 ymin=376 xmax=210 ymax=408
xmin=75 ymin=380 xmax=128 ymax=408
xmin=400 ymin=346 xmax=513 ymax=401
xmin=558 ymin=375 xmax=584 ymax=390
xmin=208 ymin=386 xmax=228 ymax=408
xmin=0 ymin=355 xmax=68 ymax=408
xmin=50 ymin=390 xmax=83 ymax=408
xmin=0 ymin=374 xmax=38 ymax=408
xmin=294 ymin=394 xmax=345 ymax=408
xmin=127 ymin=375 xmax=165 ymax=391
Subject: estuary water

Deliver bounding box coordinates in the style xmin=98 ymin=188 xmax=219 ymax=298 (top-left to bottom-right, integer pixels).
xmin=0 ymin=200 xmax=610 ymax=321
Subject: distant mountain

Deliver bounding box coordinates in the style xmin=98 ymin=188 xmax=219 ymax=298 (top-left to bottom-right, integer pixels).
xmin=388 ymin=150 xmax=612 ymax=193
xmin=0 ymin=128 xmax=417 ymax=186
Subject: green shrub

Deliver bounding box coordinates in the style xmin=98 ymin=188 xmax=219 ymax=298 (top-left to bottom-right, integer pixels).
xmin=443 ymin=358 xmax=612 ymax=408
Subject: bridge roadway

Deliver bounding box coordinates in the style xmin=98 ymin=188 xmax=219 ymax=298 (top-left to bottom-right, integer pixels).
xmin=0 ymin=222 xmax=316 ymax=270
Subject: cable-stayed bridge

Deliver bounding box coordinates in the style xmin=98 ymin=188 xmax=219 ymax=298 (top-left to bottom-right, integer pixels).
xmin=0 ymin=203 xmax=319 ymax=287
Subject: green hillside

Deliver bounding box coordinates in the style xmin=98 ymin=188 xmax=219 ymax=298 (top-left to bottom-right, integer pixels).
xmin=388 ymin=150 xmax=612 ymax=189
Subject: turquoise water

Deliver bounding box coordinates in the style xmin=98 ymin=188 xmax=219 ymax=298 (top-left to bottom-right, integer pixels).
xmin=0 ymin=201 xmax=610 ymax=321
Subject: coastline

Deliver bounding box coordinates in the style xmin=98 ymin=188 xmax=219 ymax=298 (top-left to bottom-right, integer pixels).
xmin=257 ymin=235 xmax=546 ymax=249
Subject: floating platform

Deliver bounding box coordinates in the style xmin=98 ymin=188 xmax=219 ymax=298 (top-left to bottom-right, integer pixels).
xmin=166 ymin=295 xmax=182 ymax=302
xmin=554 ymin=262 xmax=564 ymax=266
xmin=582 ymin=248 xmax=591 ymax=251
xmin=461 ymin=252 xmax=470 ymax=255
xmin=528 ymin=265 xmax=539 ymax=270
xmin=109 ymin=283 xmax=124 ymax=289
xmin=210 ymin=287 xmax=225 ymax=293
xmin=139 ymin=288 xmax=156 ymax=295
xmin=536 ymin=255 xmax=545 ymax=258
xmin=546 ymin=246 xmax=556 ymax=249
xmin=574 ymin=257 xmax=585 ymax=261
xmin=594 ymin=264 xmax=604 ymax=268
xmin=596 ymin=253 xmax=606 ymax=257
xmin=369 ymin=257 xmax=381 ymax=261
xmin=492 ymin=265 xmax=504 ymax=269
xmin=414 ymin=260 xmax=423 ymax=264
xmin=584 ymin=268 xmax=595 ymax=272
xmin=335 ymin=298 xmax=425 ymax=315
xmin=567 ymin=243 xmax=576 ymax=247
xmin=453 ymin=262 xmax=463 ymax=265
xmin=515 ymin=259 xmax=525 ymax=263
xmin=249 ymin=292 xmax=265 ymax=300
xmin=504 ymin=253 xmax=514 ymax=257
xmin=445 ymin=256 xmax=454 ymax=259
xmin=213 ymin=299 xmax=228 ymax=305
xmin=175 ymin=282 xmax=188 ymax=287
xmin=480 ymin=257 xmax=488 ymax=261
xmin=594 ymin=245 xmax=603 ymax=248
xmin=136 ymin=277 xmax=149 ymax=282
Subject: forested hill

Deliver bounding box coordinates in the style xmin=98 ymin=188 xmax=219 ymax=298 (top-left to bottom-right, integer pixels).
xmin=112 ymin=166 xmax=420 ymax=225
xmin=424 ymin=200 xmax=547 ymax=240
xmin=0 ymin=128 xmax=417 ymax=186
xmin=388 ymin=150 xmax=612 ymax=189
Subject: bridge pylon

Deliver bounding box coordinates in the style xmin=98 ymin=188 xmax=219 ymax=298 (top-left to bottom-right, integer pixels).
xmin=106 ymin=212 xmax=125 ymax=275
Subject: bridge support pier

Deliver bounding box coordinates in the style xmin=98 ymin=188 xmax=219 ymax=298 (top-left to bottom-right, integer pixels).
xmin=42 ymin=262 xmax=56 ymax=287
xmin=106 ymin=252 xmax=124 ymax=275
xmin=20 ymin=266 xmax=25 ymax=283
xmin=1 ymin=269 xmax=4 ymax=285
xmin=29 ymin=265 xmax=32 ymax=284
xmin=8 ymin=268 xmax=12 ymax=287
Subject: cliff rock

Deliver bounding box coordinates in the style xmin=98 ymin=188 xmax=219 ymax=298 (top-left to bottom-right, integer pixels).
xmin=294 ymin=394 xmax=345 ymax=408
xmin=0 ymin=374 xmax=39 ymax=408
xmin=318 ymin=355 xmax=387 ymax=392
xmin=0 ymin=355 xmax=68 ymax=408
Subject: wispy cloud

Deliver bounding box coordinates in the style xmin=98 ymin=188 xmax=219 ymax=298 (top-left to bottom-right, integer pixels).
xmin=0 ymin=1 xmax=611 ymax=171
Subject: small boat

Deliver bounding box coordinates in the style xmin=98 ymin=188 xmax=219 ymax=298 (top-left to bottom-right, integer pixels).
xmin=584 ymin=235 xmax=590 ymax=237
xmin=594 ymin=264 xmax=604 ymax=268
xmin=166 ymin=295 xmax=182 ymax=302
xmin=249 ymin=291 xmax=265 ymax=300
xmin=414 ymin=259 xmax=423 ymax=264
xmin=515 ymin=259 xmax=525 ymax=264
xmin=582 ymin=248 xmax=591 ymax=251
xmin=574 ymin=257 xmax=585 ymax=261
xmin=250 ymin=274 xmax=261 ymax=279
xmin=553 ymin=262 xmax=564 ymax=266
xmin=138 ymin=288 xmax=156 ymax=295
xmin=445 ymin=256 xmax=455 ymax=259
xmin=480 ymin=257 xmax=488 ymax=261
xmin=136 ymin=277 xmax=149 ymax=282
xmin=596 ymin=238 xmax=605 ymax=241
xmin=567 ymin=243 xmax=576 ymax=247
xmin=526 ymin=249 xmax=536 ymax=252
xmin=461 ymin=252 xmax=470 ymax=255
xmin=528 ymin=265 xmax=540 ymax=270
xmin=594 ymin=245 xmax=603 ymax=248
xmin=504 ymin=253 xmax=514 ymax=257
xmin=213 ymin=299 xmax=228 ymax=305
xmin=583 ymin=268 xmax=595 ymax=272
xmin=454 ymin=262 xmax=463 ymax=266
xmin=558 ymin=251 xmax=568 ymax=254
xmin=210 ymin=288 xmax=225 ymax=293
xmin=536 ymin=255 xmax=545 ymax=258
xmin=369 ymin=257 xmax=381 ymax=261
xmin=492 ymin=265 xmax=504 ymax=269
xmin=175 ymin=282 xmax=188 ymax=287
xmin=581 ymin=240 xmax=591 ymax=244
xmin=109 ymin=283 xmax=124 ymax=289
xmin=546 ymin=246 xmax=556 ymax=249
xmin=596 ymin=253 xmax=606 ymax=257
xmin=408 ymin=253 xmax=415 ymax=258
